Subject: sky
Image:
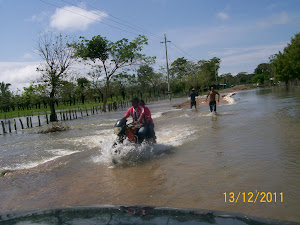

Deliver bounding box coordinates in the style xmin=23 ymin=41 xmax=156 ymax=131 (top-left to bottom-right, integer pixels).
xmin=0 ymin=0 xmax=300 ymax=91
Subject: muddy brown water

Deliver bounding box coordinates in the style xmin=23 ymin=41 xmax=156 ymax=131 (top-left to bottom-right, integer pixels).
xmin=0 ymin=87 xmax=299 ymax=222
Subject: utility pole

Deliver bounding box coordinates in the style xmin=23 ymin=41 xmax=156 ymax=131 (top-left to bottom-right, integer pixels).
xmin=215 ymin=65 xmax=218 ymax=83
xmin=161 ymin=34 xmax=171 ymax=101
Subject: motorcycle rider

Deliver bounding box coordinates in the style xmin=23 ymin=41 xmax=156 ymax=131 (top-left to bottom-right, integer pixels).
xmin=122 ymin=97 xmax=147 ymax=143
xmin=138 ymin=99 xmax=156 ymax=141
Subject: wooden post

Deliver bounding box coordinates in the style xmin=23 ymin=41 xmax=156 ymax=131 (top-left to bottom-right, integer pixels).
xmin=19 ymin=118 xmax=24 ymax=129
xmin=63 ymin=112 xmax=66 ymax=121
xmin=1 ymin=121 xmax=6 ymax=134
xmin=60 ymin=112 xmax=62 ymax=121
xmin=14 ymin=119 xmax=17 ymax=131
xmin=46 ymin=114 xmax=49 ymax=124
xmin=30 ymin=117 xmax=33 ymax=128
xmin=8 ymin=120 xmax=12 ymax=133
xmin=26 ymin=117 xmax=30 ymax=128
xmin=75 ymin=110 xmax=77 ymax=119
xmin=38 ymin=116 xmax=41 ymax=126
xmin=69 ymin=110 xmax=72 ymax=120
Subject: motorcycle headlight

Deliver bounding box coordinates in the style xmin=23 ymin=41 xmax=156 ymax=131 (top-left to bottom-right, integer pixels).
xmin=114 ymin=127 xmax=122 ymax=135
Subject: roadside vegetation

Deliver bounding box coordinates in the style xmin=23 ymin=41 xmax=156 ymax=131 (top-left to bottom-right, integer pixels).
xmin=1 ymin=32 xmax=299 ymax=120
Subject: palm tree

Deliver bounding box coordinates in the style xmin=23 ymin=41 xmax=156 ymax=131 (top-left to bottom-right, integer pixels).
xmin=0 ymin=82 xmax=12 ymax=112
xmin=0 ymin=82 xmax=11 ymax=95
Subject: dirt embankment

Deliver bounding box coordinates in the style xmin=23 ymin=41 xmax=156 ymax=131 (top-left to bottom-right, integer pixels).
xmin=174 ymin=85 xmax=250 ymax=108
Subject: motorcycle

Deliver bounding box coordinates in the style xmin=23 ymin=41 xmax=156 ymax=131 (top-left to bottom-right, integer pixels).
xmin=113 ymin=118 xmax=156 ymax=147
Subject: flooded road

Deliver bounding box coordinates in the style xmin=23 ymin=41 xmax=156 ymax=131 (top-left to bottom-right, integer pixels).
xmin=0 ymin=87 xmax=299 ymax=222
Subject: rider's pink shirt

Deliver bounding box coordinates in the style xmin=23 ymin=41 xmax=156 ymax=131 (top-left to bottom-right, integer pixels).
xmin=124 ymin=106 xmax=144 ymax=122
xmin=143 ymin=106 xmax=152 ymax=124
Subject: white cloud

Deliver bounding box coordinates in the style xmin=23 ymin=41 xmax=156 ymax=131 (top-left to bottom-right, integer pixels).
xmin=26 ymin=11 xmax=49 ymax=23
xmin=50 ymin=5 xmax=108 ymax=31
xmin=0 ymin=62 xmax=40 ymax=91
xmin=218 ymin=43 xmax=286 ymax=75
xmin=257 ymin=11 xmax=291 ymax=28
xmin=167 ymin=25 xmax=247 ymax=49
xmin=23 ymin=53 xmax=33 ymax=59
xmin=217 ymin=12 xmax=229 ymax=20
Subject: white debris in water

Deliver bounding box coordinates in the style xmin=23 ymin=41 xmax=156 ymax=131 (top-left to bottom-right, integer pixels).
xmin=223 ymin=92 xmax=236 ymax=105
xmin=2 ymin=149 xmax=79 ymax=170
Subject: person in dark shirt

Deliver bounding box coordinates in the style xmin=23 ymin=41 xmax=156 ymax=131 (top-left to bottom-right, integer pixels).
xmin=189 ymin=88 xmax=198 ymax=109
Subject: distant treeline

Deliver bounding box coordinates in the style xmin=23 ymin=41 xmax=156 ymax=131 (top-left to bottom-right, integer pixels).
xmin=1 ymin=32 xmax=299 ymax=115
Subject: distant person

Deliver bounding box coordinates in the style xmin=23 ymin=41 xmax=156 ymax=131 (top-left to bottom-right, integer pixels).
xmin=189 ymin=88 xmax=198 ymax=109
xmin=138 ymin=99 xmax=156 ymax=141
xmin=205 ymin=86 xmax=220 ymax=113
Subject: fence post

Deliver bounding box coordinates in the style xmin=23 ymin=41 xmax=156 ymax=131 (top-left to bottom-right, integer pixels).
xmin=26 ymin=117 xmax=30 ymax=128
xmin=8 ymin=120 xmax=12 ymax=133
xmin=14 ymin=119 xmax=17 ymax=131
xmin=1 ymin=121 xmax=6 ymax=134
xmin=19 ymin=118 xmax=24 ymax=129
xmin=30 ymin=117 xmax=33 ymax=128
xmin=38 ymin=116 xmax=41 ymax=126
xmin=45 ymin=114 xmax=49 ymax=124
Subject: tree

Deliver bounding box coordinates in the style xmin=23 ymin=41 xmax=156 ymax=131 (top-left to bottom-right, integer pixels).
xmin=60 ymin=81 xmax=76 ymax=106
xmin=0 ymin=82 xmax=11 ymax=112
xmin=73 ymin=35 xmax=155 ymax=112
xmin=197 ymin=57 xmax=221 ymax=88
xmin=271 ymin=33 xmax=300 ymax=84
xmin=169 ymin=57 xmax=190 ymax=93
xmin=22 ymin=84 xmax=45 ymax=110
xmin=77 ymin=77 xmax=90 ymax=104
xmin=36 ymin=32 xmax=76 ymax=122
xmin=137 ymin=64 xmax=155 ymax=97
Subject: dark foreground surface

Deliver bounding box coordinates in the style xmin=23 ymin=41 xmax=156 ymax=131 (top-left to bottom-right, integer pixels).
xmin=0 ymin=205 xmax=299 ymax=225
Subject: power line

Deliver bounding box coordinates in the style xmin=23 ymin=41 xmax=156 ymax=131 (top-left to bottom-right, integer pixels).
xmin=160 ymin=34 xmax=171 ymax=100
xmin=169 ymin=42 xmax=198 ymax=61
xmin=63 ymin=0 xmax=163 ymax=41
xmin=39 ymin=0 xmax=145 ymax=37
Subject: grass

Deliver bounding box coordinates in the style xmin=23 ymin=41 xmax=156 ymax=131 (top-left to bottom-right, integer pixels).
xmin=0 ymin=98 xmax=130 ymax=120
xmin=1 ymin=170 xmax=11 ymax=177
xmin=0 ymin=95 xmax=171 ymax=120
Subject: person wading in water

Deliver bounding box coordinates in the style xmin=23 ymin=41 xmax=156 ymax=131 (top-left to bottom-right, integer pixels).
xmin=205 ymin=86 xmax=220 ymax=113
xmin=189 ymin=88 xmax=198 ymax=109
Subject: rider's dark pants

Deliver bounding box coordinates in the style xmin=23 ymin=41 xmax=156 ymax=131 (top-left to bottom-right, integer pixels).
xmin=209 ymin=101 xmax=216 ymax=112
xmin=138 ymin=124 xmax=155 ymax=143
xmin=138 ymin=126 xmax=148 ymax=143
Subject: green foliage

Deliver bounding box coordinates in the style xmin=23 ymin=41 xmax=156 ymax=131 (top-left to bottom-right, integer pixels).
xmin=0 ymin=82 xmax=12 ymax=112
xmin=271 ymin=32 xmax=300 ymax=83
xmin=1 ymin=170 xmax=11 ymax=177
xmin=73 ymin=34 xmax=154 ymax=111
xmin=36 ymin=32 xmax=76 ymax=121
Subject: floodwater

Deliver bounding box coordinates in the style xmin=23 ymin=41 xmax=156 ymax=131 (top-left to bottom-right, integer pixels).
xmin=0 ymin=87 xmax=299 ymax=222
